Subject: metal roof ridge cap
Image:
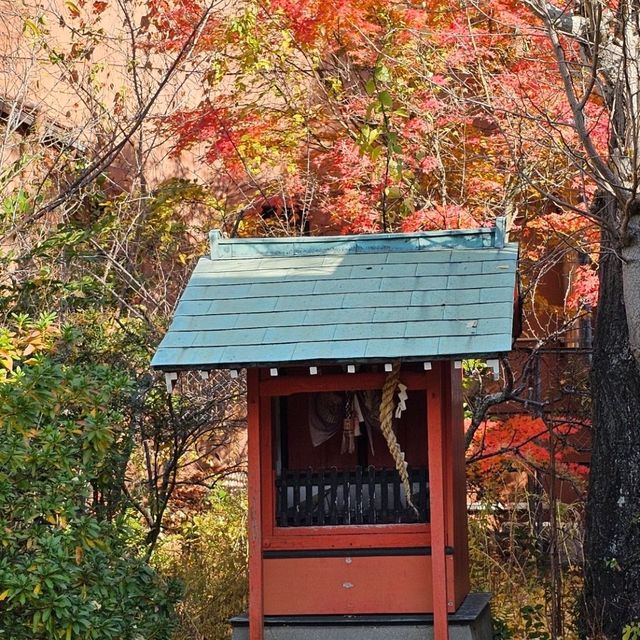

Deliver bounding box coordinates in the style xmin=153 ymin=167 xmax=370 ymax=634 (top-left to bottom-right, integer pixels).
xmin=211 ymin=228 xmax=495 ymax=243
xmin=208 ymin=227 xmax=504 ymax=259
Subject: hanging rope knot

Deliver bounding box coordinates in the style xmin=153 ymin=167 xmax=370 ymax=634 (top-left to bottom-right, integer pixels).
xmin=379 ymin=362 xmax=420 ymax=519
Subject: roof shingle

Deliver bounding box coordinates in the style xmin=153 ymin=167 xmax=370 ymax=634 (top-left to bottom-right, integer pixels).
xmin=152 ymin=225 xmax=518 ymax=370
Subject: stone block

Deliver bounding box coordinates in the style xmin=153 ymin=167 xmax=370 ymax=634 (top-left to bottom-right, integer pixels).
xmin=230 ymin=592 xmax=493 ymax=640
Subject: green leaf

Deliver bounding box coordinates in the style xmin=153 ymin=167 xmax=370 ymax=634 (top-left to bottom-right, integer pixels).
xmin=32 ymin=610 xmax=41 ymax=632
xmin=374 ymin=64 xmax=391 ymax=83
xmin=378 ymin=91 xmax=393 ymax=109
xmin=365 ymin=78 xmax=376 ymax=96
xmin=370 ymin=145 xmax=384 ymax=162
xmin=384 ymin=186 xmax=403 ymax=199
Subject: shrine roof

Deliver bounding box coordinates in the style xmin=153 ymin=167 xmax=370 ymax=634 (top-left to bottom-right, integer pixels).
xmin=151 ymin=221 xmax=518 ymax=370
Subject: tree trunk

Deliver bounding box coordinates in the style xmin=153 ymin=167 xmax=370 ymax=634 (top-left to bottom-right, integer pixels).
xmin=584 ymin=192 xmax=640 ymax=638
xmin=622 ymin=211 xmax=640 ymax=362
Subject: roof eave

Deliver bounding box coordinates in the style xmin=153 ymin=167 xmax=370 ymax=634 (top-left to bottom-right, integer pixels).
xmin=150 ymin=349 xmax=513 ymax=372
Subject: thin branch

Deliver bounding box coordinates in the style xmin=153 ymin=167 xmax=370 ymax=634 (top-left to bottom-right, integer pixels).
xmin=1 ymin=0 xmax=218 ymax=241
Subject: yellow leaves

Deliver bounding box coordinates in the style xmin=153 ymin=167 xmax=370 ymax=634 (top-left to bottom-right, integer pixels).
xmin=22 ymin=428 xmax=39 ymax=444
xmin=65 ymin=0 xmax=81 ymax=17
xmin=0 ymin=352 xmax=13 ymax=372
xmin=82 ymin=535 xmax=99 ymax=549
xmin=22 ymin=343 xmax=35 ymax=357
xmin=33 ymin=582 xmax=42 ymax=596
xmin=0 ymin=590 xmax=10 ymax=601
xmin=44 ymin=513 xmax=68 ymax=528
xmin=23 ymin=19 xmax=42 ymax=37
xmin=75 ymin=546 xmax=83 ymax=564
xmin=0 ymin=319 xmax=59 ymax=382
xmin=277 ymin=29 xmax=293 ymax=57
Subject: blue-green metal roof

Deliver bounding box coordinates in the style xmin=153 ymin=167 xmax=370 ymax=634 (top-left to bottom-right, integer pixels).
xmin=152 ymin=223 xmax=518 ymax=370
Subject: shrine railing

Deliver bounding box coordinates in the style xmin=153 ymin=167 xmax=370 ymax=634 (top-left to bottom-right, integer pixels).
xmin=275 ymin=466 xmax=429 ymax=527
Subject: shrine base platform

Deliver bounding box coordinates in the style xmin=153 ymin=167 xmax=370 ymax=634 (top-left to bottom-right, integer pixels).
xmin=230 ymin=593 xmax=492 ymax=640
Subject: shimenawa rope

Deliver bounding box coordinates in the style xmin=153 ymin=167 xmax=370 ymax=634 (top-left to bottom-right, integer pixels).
xmin=379 ymin=362 xmax=420 ymax=518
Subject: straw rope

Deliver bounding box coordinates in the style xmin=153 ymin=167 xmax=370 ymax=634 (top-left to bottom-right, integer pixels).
xmin=379 ymin=362 xmax=419 ymax=518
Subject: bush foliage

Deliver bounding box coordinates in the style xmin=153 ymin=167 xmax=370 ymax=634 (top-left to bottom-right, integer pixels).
xmin=0 ymin=315 xmax=180 ymax=640
xmin=156 ymin=488 xmax=248 ymax=640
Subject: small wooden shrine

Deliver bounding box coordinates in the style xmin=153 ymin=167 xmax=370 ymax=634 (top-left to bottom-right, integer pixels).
xmin=152 ymin=222 xmax=518 ymax=640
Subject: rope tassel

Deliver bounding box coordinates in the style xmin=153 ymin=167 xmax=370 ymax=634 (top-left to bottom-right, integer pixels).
xmin=379 ymin=363 xmax=420 ymax=519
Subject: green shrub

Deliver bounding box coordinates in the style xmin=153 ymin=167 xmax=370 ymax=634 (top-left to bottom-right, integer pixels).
xmin=0 ymin=316 xmax=180 ymax=639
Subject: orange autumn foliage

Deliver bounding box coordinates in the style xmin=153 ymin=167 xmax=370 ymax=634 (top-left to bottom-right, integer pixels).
xmin=148 ymin=0 xmax=601 ymax=472
xmin=467 ymin=415 xmax=588 ymax=483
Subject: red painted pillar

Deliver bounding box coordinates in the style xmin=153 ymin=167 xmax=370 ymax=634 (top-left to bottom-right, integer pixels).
xmin=428 ymin=367 xmax=449 ymax=640
xmin=247 ymin=369 xmax=264 ymax=640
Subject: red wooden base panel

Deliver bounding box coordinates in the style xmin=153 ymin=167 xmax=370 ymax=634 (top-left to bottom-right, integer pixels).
xmin=264 ymin=556 xmax=458 ymax=615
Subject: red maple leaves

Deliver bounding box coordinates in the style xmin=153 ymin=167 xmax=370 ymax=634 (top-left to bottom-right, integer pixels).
xmin=468 ymin=415 xmax=589 ymax=483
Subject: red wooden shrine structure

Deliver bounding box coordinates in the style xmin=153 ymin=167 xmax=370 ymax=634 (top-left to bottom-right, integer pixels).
xmin=152 ymin=226 xmax=519 ymax=640
xmin=246 ymin=363 xmax=469 ymax=640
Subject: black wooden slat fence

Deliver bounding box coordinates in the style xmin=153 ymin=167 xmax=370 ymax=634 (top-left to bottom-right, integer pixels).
xmin=275 ymin=466 xmax=429 ymax=527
